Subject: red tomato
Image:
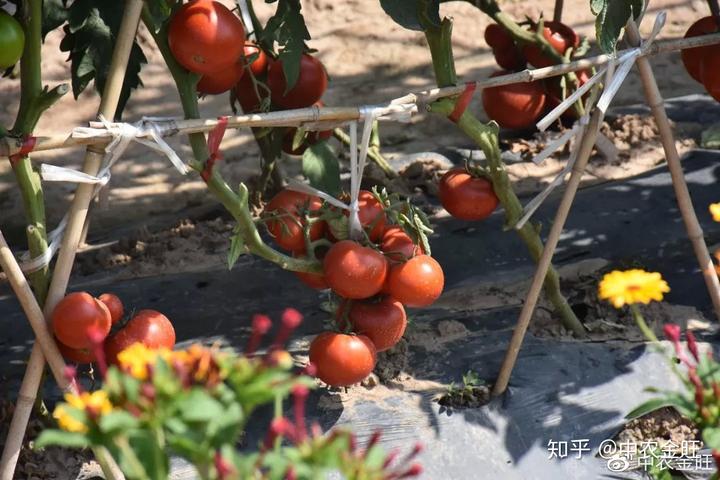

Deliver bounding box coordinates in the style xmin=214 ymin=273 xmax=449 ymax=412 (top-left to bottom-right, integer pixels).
xmin=309 ymin=332 xmax=376 ymax=386
xmin=493 ymin=46 xmax=526 ymax=71
xmin=104 ymin=310 xmax=176 ymax=365
xmin=57 ymin=339 xmax=95 ymax=364
xmin=98 ymin=293 xmax=124 ymax=325
xmin=355 ymin=190 xmax=387 ymax=241
xmin=243 ymin=44 xmax=269 ymax=77
xmin=323 ymin=240 xmax=388 ymax=299
xmin=522 ymin=21 xmax=579 ymax=68
xmin=682 ymin=16 xmax=720 ymax=83
xmin=438 ymin=168 xmax=499 ymax=221
xmin=387 ymin=255 xmax=444 ymax=307
xmin=482 ymin=71 xmax=546 ymax=129
xmin=51 ymin=292 xmax=112 ymax=350
xmin=267 ymin=54 xmax=328 ymax=109
xmin=292 ymin=249 xmax=329 ymax=290
xmin=380 ymin=226 xmax=423 ymax=263
xmin=345 ymin=297 xmax=407 ymax=352
xmin=197 ymin=62 xmax=245 ymax=95
xmin=701 ymin=49 xmax=720 ymax=102
xmin=484 ymin=24 xmax=514 ymax=50
xmin=264 ymin=190 xmax=325 ymax=251
xmin=168 ymin=0 xmax=245 ymax=75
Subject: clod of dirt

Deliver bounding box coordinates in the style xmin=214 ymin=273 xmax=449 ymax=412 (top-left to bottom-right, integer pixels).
xmin=374 ymin=338 xmax=409 ymax=383
xmin=436 ymin=382 xmax=492 ymax=410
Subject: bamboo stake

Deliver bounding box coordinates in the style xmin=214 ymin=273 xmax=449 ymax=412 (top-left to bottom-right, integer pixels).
xmin=625 ymin=20 xmax=720 ymax=320
xmin=553 ymin=0 xmax=564 ymax=22
xmin=491 ymin=109 xmax=604 ymax=397
xmin=0 ymin=1 xmax=144 ymax=479
xmin=1 ymin=32 xmax=719 ymax=158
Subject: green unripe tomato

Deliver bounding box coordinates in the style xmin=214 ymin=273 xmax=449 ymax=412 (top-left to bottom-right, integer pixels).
xmin=0 ymin=11 xmax=25 ymax=69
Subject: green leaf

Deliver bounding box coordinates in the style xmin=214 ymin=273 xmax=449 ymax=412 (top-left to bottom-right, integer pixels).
xmin=593 ymin=0 xmax=645 ymax=53
xmin=380 ymin=0 xmax=440 ymax=31
xmin=228 ymin=227 xmax=246 ymax=270
xmin=98 ymin=411 xmax=139 ymax=434
xmin=125 ymin=431 xmax=169 ymax=480
xmin=42 ymin=0 xmax=69 ymax=41
xmin=35 ymin=429 xmax=90 ymax=449
xmin=260 ymin=0 xmax=310 ymax=91
xmin=177 ymin=389 xmax=224 ymax=422
xmin=625 ymin=397 xmax=687 ymax=420
xmin=302 ymin=142 xmax=341 ymax=197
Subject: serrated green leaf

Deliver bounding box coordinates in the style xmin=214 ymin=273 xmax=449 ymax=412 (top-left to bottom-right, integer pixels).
xmin=302 ymin=142 xmax=341 ymax=197
xmin=260 ymin=0 xmax=310 ymax=91
xmin=594 ymin=0 xmax=645 ymax=53
xmin=35 ymin=429 xmax=90 ymax=449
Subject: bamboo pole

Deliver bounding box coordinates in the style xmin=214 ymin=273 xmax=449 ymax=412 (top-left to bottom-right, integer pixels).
xmin=1 ymin=32 xmax=719 ymax=158
xmin=491 ymin=109 xmax=604 ymax=397
xmin=625 ymin=20 xmax=720 ymax=320
xmin=553 ymin=0 xmax=564 ymax=22
xmin=0 ymin=1 xmax=144 ymax=479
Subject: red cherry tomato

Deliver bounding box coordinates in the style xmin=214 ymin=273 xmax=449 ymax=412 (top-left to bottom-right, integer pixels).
xmin=380 ymin=226 xmax=423 ymax=263
xmin=0 ymin=11 xmax=25 ymax=69
xmin=264 ymin=190 xmax=325 ymax=252
xmin=104 ymin=310 xmax=176 ymax=365
xmin=51 ymin=292 xmax=112 ymax=350
xmin=98 ymin=293 xmax=124 ymax=325
xmin=682 ymin=16 xmax=720 ymax=83
xmin=522 ymin=21 xmax=579 ymax=68
xmin=267 ymin=54 xmax=328 ymax=109
xmin=57 ymin=339 xmax=95 ymax=364
xmin=484 ymin=24 xmax=514 ymax=50
xmin=344 ymin=297 xmax=407 ymax=352
xmin=323 ymin=240 xmax=388 ymax=299
xmin=197 ymin=62 xmax=245 ymax=95
xmin=309 ymin=332 xmax=376 ymax=386
xmin=438 ymin=168 xmax=499 ymax=221
xmin=168 ymin=0 xmax=245 ymax=75
xmin=354 ymin=190 xmax=387 ymax=241
xmin=482 ymin=71 xmax=546 ymax=129
xmin=701 ymin=49 xmax=720 ymax=102
xmin=387 ymin=255 xmax=444 ymax=308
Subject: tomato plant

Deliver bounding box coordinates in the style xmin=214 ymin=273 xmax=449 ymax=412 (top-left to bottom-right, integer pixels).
xmin=356 ymin=190 xmax=387 ymax=241
xmin=681 ymin=16 xmax=720 ymax=83
xmin=98 ymin=293 xmax=124 ymax=325
xmin=168 ymin=0 xmax=245 ymax=75
xmin=344 ymin=297 xmax=407 ymax=352
xmin=387 ymin=255 xmax=444 ymax=308
xmin=309 ymin=332 xmax=377 ymax=386
xmin=522 ymin=21 xmax=579 ymax=68
xmin=439 ymin=168 xmax=499 ymax=221
xmin=104 ymin=309 xmax=176 ymax=365
xmin=51 ymin=292 xmax=112 ymax=350
xmin=0 ymin=11 xmax=24 ymax=69
xmin=267 ymin=53 xmax=328 ymax=109
xmin=481 ymin=73 xmax=547 ymax=129
xmin=381 ymin=226 xmax=423 ymax=263
xmin=264 ymin=190 xmax=325 ymax=252
xmin=323 ymin=240 xmax=388 ymax=299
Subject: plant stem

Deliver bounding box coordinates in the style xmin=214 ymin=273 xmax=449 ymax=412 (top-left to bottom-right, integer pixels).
xmin=332 ymin=128 xmax=396 ymax=178
xmin=630 ymin=304 xmax=659 ymax=343
xmin=142 ymin=12 xmax=322 ymax=275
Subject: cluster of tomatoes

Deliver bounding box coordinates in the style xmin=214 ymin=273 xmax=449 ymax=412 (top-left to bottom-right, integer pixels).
xmin=681 ymin=16 xmax=720 ymax=102
xmin=51 ymin=292 xmax=175 ymax=365
xmin=262 ymin=188 xmax=444 ymax=386
xmin=167 ymin=0 xmax=331 ymax=155
xmin=481 ymin=21 xmax=587 ymax=130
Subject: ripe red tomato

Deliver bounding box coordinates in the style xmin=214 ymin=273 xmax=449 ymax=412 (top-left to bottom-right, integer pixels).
xmin=702 ymin=50 xmax=720 ymax=101
xmin=493 ymin=46 xmax=526 ymax=71
xmin=265 ymin=190 xmax=325 ymax=251
xmin=323 ymin=240 xmax=388 ymax=299
xmin=438 ymin=168 xmax=499 ymax=221
xmin=522 ymin=21 xmax=579 ymax=68
xmin=682 ymin=16 xmax=720 ymax=83
xmin=309 ymin=332 xmax=376 ymax=386
xmin=243 ymin=44 xmax=269 ymax=77
xmin=51 ymin=292 xmax=112 ymax=350
xmin=354 ymin=190 xmax=386 ymax=241
xmin=197 ymin=62 xmax=245 ymax=95
xmin=482 ymin=71 xmax=546 ymax=129
xmin=345 ymin=297 xmax=407 ymax=352
xmin=380 ymin=226 xmax=423 ymax=263
xmin=98 ymin=293 xmax=124 ymax=325
xmin=104 ymin=310 xmax=176 ymax=365
xmin=387 ymin=255 xmax=444 ymax=307
xmin=484 ymin=24 xmax=514 ymax=50
xmin=267 ymin=54 xmax=328 ymax=109
xmin=57 ymin=339 xmax=95 ymax=364
xmin=0 ymin=11 xmax=24 ymax=69
xmin=168 ymin=0 xmax=245 ymax=75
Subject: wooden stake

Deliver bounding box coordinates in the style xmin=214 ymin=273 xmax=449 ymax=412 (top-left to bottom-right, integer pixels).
xmin=0 ymin=1 xmax=144 ymax=479
xmin=625 ymin=20 xmax=720 ymax=320
xmin=491 ymin=109 xmax=604 ymax=397
xmin=1 ymin=32 xmax=719 ymax=158
xmin=553 ymin=0 xmax=564 ymax=22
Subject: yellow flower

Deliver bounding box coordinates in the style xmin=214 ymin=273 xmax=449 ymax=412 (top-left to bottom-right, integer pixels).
xmin=117 ymin=343 xmax=171 ymax=380
xmin=53 ymin=391 xmax=113 ymax=433
xmin=710 ymin=203 xmax=720 ymax=222
xmin=599 ymin=269 xmax=670 ymax=308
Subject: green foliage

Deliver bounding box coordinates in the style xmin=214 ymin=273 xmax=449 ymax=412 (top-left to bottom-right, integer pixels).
xmin=379 ymin=0 xmax=441 ymax=31
xmin=375 ymin=186 xmax=434 ymax=256
xmin=590 ymin=0 xmax=644 ymax=53
xmin=302 ymin=141 xmax=341 ymax=197
xmin=260 ymin=0 xmax=311 ymax=92
xmin=227 ymin=225 xmax=246 ymax=270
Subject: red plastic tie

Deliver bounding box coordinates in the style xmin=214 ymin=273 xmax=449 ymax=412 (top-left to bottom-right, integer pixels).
xmin=8 ymin=135 xmax=37 ymax=167
xmin=448 ymin=82 xmax=477 ymax=123
xmin=201 ymin=116 xmax=229 ymax=182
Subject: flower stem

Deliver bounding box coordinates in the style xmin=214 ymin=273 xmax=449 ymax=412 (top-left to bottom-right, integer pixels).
xmin=630 ymin=304 xmax=659 ymax=343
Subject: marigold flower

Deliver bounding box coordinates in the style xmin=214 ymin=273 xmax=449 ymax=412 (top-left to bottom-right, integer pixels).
xmin=598 ymin=269 xmax=670 ymax=308
xmin=710 ymin=203 xmax=720 ymax=222
xmin=53 ymin=405 xmax=86 ymax=433
xmin=117 ymin=343 xmax=172 ymax=380
xmin=53 ymin=391 xmax=113 ymax=433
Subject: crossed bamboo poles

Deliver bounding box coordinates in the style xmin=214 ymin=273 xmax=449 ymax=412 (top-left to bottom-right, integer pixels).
xmin=0 ymin=2 xmax=720 ymax=478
